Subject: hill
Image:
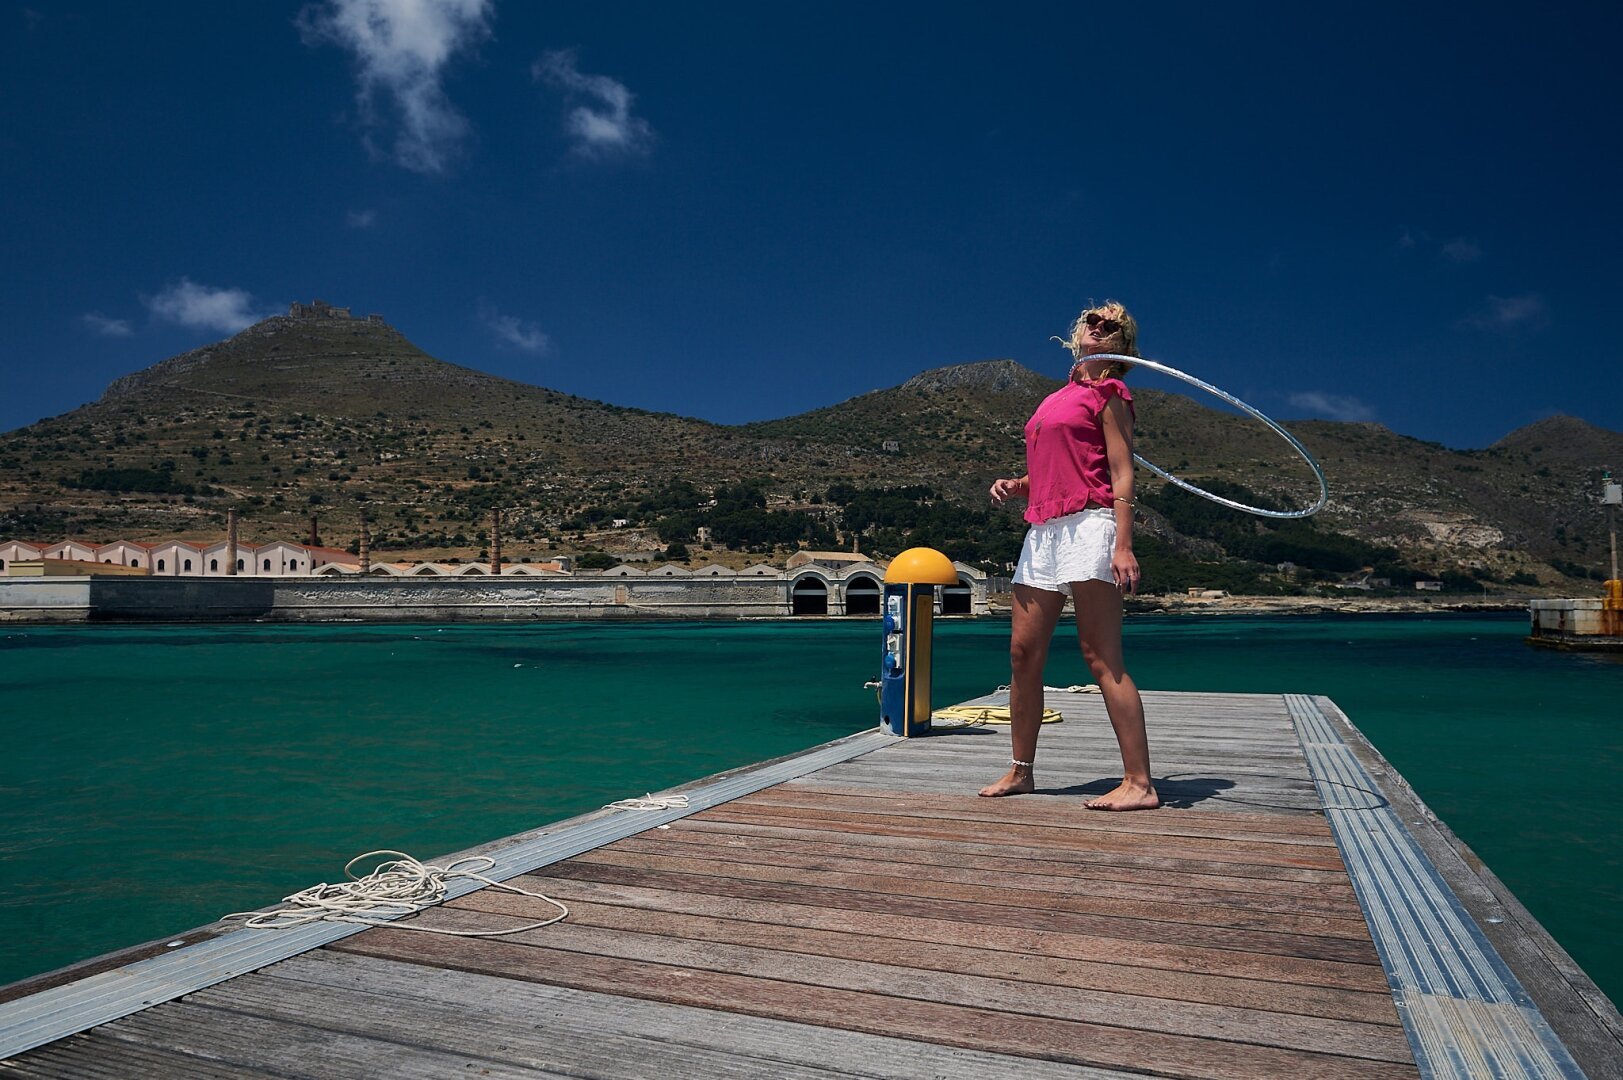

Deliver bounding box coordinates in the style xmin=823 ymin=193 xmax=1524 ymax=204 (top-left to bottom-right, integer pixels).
xmin=1 ymin=313 xmax=1617 ymax=593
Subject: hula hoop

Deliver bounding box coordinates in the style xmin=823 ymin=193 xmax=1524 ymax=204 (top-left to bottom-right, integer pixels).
xmin=1086 ymin=352 xmax=1329 ymax=520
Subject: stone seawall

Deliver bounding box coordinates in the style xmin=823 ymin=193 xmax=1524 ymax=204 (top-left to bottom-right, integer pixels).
xmin=0 ymin=580 xmax=93 ymax=622
xmin=1 ymin=576 xmax=806 ymax=622
xmin=267 ymin=576 xmax=796 ymax=620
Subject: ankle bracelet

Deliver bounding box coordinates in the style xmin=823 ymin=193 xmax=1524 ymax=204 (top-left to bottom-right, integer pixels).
xmin=1011 ymin=758 xmax=1033 ymax=769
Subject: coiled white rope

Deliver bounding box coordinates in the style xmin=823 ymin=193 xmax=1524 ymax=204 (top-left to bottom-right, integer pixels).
xmin=604 ymin=793 xmax=690 ymax=812
xmin=994 ymin=684 xmax=1102 ymax=694
xmin=223 ymin=850 xmax=567 ymax=937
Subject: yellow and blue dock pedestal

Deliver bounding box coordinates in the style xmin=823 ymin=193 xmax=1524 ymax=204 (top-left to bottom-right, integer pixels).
xmin=878 ymin=547 xmax=960 ymax=737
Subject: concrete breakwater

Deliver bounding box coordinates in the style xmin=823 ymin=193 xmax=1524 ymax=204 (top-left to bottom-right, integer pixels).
xmin=0 ymin=571 xmax=989 ymax=622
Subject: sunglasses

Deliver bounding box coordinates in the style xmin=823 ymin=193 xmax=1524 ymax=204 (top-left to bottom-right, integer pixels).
xmin=1085 ymin=312 xmax=1122 ymax=335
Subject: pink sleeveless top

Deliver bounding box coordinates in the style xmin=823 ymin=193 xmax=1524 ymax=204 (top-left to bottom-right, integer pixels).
xmin=1023 ymin=377 xmax=1134 ymax=525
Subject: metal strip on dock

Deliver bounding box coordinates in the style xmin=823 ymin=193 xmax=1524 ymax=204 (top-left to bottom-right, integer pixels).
xmin=1287 ymin=693 xmax=1587 ymax=1079
xmin=0 ymin=727 xmax=897 ymax=1061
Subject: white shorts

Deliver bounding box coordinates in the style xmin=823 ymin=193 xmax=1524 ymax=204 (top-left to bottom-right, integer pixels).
xmin=1012 ymin=508 xmax=1116 ymax=597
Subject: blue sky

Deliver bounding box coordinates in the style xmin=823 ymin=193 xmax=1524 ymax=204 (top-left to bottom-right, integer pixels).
xmin=3 ymin=1 xmax=1619 ymax=448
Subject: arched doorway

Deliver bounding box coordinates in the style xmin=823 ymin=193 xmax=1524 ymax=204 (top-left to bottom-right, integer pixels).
xmin=941 ymin=578 xmax=972 ymax=615
xmin=844 ymin=575 xmax=881 ymax=615
xmin=791 ymin=576 xmax=829 ymax=616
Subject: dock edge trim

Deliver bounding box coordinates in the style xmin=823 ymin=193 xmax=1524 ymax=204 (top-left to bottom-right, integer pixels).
xmin=1286 ymin=692 xmax=1586 ymax=1080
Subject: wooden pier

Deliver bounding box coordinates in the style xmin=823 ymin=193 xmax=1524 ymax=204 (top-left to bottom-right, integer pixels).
xmin=2 ymin=690 xmax=1619 ymax=1078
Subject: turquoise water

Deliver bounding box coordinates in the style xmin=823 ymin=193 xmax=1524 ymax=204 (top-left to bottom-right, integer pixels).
xmin=0 ymin=615 xmax=1617 ymax=1007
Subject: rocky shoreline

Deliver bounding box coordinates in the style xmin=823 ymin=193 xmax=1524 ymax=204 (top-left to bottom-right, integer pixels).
xmin=987 ymin=594 xmax=1528 ymax=617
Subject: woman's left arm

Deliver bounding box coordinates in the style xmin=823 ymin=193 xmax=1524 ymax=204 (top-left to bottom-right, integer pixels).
xmin=1102 ymin=395 xmax=1140 ymax=594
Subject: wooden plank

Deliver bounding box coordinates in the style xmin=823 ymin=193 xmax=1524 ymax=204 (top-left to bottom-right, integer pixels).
xmin=502 ymin=875 xmax=1392 ymax=991
xmin=192 ymin=971 xmax=880 ymax=1080
xmin=692 ymin=803 xmax=1350 ymax=871
xmin=332 ymin=928 xmax=1417 ymax=1080
xmin=366 ymin=905 xmax=1412 ymax=1061
xmin=801 ymin=767 xmax=1328 ymax=813
xmin=881 ymin=725 xmax=1309 ymax=748
xmin=565 ymin=847 xmax=1374 ymax=940
xmin=806 ymin=758 xmax=1319 ymax=787
xmin=71 ymin=1000 xmax=569 ymax=1079
xmin=257 ymin=950 xmax=1151 ymax=1080
xmin=782 ymin=780 xmax=1332 ymax=828
xmin=0 ymin=1032 xmax=276 ymax=1079
xmin=800 ymin=768 xmax=1323 ymax=799
xmin=608 ymin=833 xmax=1365 ymax=918
xmin=904 ymin=726 xmax=1308 ymax=746
xmin=807 ymin=755 xmax=1319 ymax=780
xmin=747 ymin=785 xmax=1341 ymax=841
xmin=656 ymin=818 xmax=1360 ymax=901
xmin=509 ymin=870 xmax=1395 ymax=987
xmin=527 ymin=861 xmax=1384 ymax=964
xmin=661 ymin=815 xmax=1356 ymax=886
xmin=450 ymin=887 xmax=1401 ymax=1023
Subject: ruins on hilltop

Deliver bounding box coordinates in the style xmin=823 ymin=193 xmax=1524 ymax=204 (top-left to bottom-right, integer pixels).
xmin=288 ymin=299 xmax=384 ymax=324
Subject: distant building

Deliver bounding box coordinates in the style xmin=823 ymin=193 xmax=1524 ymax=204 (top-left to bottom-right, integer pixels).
xmin=1415 ymin=580 xmax=1444 ymax=592
xmin=287 ymin=299 xmax=383 ymax=323
xmin=5 ymin=558 xmax=145 ymax=578
xmin=786 ymin=550 xmax=875 ymax=571
xmin=0 ymin=538 xmax=357 ymax=578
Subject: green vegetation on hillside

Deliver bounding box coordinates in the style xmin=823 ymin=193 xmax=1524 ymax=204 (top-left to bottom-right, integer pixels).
xmin=66 ymin=464 xmax=212 ymax=497
xmin=2 ymin=315 xmax=1616 ymax=593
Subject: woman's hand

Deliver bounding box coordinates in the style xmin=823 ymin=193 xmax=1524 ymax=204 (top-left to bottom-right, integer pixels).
xmin=1112 ymin=548 xmax=1140 ymax=594
xmin=990 ymin=477 xmax=1025 ymax=505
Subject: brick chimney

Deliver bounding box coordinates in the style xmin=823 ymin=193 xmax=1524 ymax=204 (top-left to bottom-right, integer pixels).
xmin=358 ymin=508 xmax=371 ymax=574
xmin=491 ymin=509 xmax=503 ymax=576
xmin=308 ymin=514 xmax=320 ymax=547
xmin=226 ymin=510 xmax=238 ymax=576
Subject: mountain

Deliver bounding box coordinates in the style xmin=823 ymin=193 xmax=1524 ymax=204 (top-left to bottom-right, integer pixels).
xmin=1 ymin=312 xmax=1617 ymax=590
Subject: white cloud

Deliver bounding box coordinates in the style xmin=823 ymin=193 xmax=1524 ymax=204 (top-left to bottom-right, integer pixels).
xmin=533 ymin=49 xmax=654 ymax=159
xmin=146 ymin=279 xmax=274 ymax=334
xmin=346 ymin=208 xmax=378 ymax=228
xmin=80 ymin=312 xmax=133 ymax=337
xmin=1286 ymin=391 xmax=1377 ymax=423
xmin=1469 ymin=293 xmax=1547 ymax=329
xmin=480 ymin=303 xmax=550 ymax=354
xmin=1441 ymin=237 xmax=1482 ymax=263
xmin=1397 ymin=229 xmax=1484 ymax=264
xmin=298 ymin=0 xmax=492 ymax=175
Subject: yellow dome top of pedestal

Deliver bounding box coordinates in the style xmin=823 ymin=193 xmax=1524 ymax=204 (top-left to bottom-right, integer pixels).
xmin=884 ymin=547 xmax=959 ymax=585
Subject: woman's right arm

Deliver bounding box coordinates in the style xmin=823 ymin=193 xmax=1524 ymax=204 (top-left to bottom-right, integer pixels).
xmin=990 ymin=475 xmax=1029 ymax=505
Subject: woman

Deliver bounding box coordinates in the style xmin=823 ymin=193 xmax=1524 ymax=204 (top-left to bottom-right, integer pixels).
xmin=980 ymin=300 xmax=1158 ymax=811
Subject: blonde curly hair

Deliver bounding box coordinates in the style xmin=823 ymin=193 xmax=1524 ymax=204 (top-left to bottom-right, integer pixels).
xmin=1055 ymin=300 xmax=1139 ymax=380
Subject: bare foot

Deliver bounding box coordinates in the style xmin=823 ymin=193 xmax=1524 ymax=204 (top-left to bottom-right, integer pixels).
xmin=1084 ymin=780 xmax=1160 ymax=811
xmin=978 ymin=768 xmax=1034 ymax=798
